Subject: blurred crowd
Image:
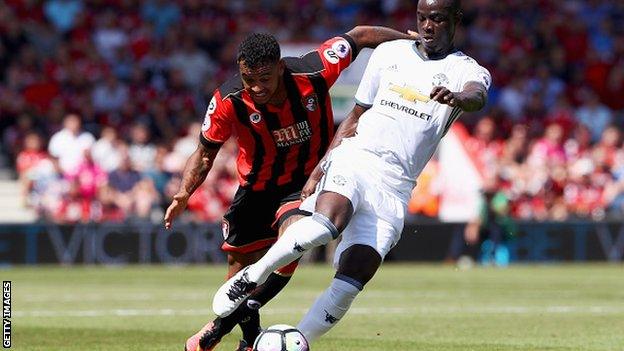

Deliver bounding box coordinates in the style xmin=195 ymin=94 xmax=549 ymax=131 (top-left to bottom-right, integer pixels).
xmin=1 ymin=0 xmax=624 ymax=223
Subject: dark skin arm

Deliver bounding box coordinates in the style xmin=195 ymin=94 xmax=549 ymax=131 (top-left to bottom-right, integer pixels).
xmin=164 ymin=142 xmax=219 ymax=229
xmin=430 ymin=81 xmax=488 ymax=112
xmin=301 ymin=104 xmax=369 ymax=198
xmin=346 ymin=25 xmax=418 ymax=50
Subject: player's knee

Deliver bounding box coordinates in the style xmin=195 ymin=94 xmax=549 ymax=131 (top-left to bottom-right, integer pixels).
xmin=336 ymin=245 xmax=382 ymax=287
xmin=315 ymin=191 xmax=353 ymax=232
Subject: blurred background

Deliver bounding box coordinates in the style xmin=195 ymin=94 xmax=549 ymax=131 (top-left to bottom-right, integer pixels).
xmin=1 ymin=0 xmax=624 ymax=266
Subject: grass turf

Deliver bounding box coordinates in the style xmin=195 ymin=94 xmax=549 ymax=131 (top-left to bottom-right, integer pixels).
xmin=4 ymin=264 xmax=624 ymax=350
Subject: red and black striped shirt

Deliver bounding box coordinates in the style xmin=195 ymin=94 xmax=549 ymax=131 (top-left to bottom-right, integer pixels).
xmin=200 ymin=35 xmax=358 ymax=191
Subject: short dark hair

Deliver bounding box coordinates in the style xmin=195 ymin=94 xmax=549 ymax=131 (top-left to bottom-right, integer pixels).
xmin=236 ymin=33 xmax=281 ymax=69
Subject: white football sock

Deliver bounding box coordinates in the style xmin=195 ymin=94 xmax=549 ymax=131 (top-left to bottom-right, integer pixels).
xmin=246 ymin=213 xmax=338 ymax=284
xmin=297 ymin=277 xmax=361 ymax=343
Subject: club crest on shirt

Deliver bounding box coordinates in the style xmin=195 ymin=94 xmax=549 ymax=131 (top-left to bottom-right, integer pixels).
xmin=302 ymin=94 xmax=318 ymax=112
xmin=432 ymin=73 xmax=450 ymax=87
xmin=331 ymin=39 xmax=350 ymax=59
xmin=249 ymin=112 xmax=262 ymax=124
xmin=332 ymin=175 xmax=347 ymax=186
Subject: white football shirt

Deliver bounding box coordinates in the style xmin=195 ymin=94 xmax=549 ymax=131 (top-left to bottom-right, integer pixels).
xmin=345 ymin=39 xmax=491 ymax=197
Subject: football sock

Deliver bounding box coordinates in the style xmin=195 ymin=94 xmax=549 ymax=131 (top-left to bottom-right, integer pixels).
xmin=238 ymin=273 xmax=292 ymax=344
xmin=297 ymin=277 xmax=362 ymax=343
xmin=239 ymin=308 xmax=261 ymax=344
xmin=247 ymin=214 xmax=338 ymax=284
xmin=249 ymin=272 xmax=292 ymax=306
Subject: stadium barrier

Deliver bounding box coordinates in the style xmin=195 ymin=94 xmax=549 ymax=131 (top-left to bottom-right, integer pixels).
xmin=0 ymin=221 xmax=623 ymax=265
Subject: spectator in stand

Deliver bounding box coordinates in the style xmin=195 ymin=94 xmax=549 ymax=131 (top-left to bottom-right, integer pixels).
xmin=168 ymin=37 xmax=215 ymax=91
xmin=575 ymin=89 xmax=613 ymax=142
xmin=16 ymin=132 xmax=49 ymax=206
xmin=48 ymin=113 xmax=95 ymax=175
xmin=170 ymin=122 xmax=202 ymax=169
xmin=498 ymin=77 xmax=526 ymax=122
xmin=91 ymin=126 xmax=123 ymax=173
xmin=128 ymin=123 xmax=156 ymax=173
xmin=526 ymin=65 xmax=565 ymax=108
xmin=2 ymin=0 xmax=624 ymax=224
xmin=3 ymin=113 xmax=37 ymax=161
xmin=43 ymin=0 xmax=83 ymax=34
xmin=140 ymin=0 xmax=180 ymax=38
xmin=55 ymin=179 xmax=92 ymax=223
xmin=92 ymin=73 xmax=129 ymax=114
xmin=93 ymin=10 xmax=128 ymax=64
xmin=66 ymin=148 xmax=107 ymax=203
xmin=103 ymin=148 xmax=158 ymax=219
xmin=528 ymin=123 xmax=567 ymax=168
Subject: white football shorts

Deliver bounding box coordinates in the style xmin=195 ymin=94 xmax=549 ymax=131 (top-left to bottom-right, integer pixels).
xmin=300 ymin=145 xmax=407 ymax=268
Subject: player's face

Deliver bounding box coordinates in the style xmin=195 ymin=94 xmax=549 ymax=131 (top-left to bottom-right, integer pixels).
xmin=417 ymin=0 xmax=457 ymax=56
xmin=239 ymin=60 xmax=284 ymax=105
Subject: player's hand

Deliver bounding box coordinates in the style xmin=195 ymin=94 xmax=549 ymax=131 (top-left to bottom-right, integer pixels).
xmin=301 ymin=167 xmax=324 ymax=200
xmin=407 ymin=29 xmax=419 ymax=39
xmin=430 ymin=86 xmax=461 ymax=107
xmin=301 ymin=177 xmax=320 ymax=201
xmin=164 ymin=192 xmax=190 ymax=229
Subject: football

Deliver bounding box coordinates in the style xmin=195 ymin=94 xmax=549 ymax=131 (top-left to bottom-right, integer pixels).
xmin=253 ymin=324 xmax=310 ymax=351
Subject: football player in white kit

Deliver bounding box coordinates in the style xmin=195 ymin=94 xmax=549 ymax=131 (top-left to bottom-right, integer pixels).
xmin=213 ymin=0 xmax=491 ymax=343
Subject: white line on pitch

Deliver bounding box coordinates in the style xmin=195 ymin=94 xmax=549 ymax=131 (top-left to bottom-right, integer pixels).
xmin=13 ymin=305 xmax=624 ymax=318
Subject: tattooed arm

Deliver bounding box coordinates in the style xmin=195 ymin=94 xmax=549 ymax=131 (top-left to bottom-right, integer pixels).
xmin=164 ymin=142 xmax=219 ymax=229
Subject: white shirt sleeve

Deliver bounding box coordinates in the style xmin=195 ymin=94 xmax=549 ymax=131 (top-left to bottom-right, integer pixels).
xmin=462 ymin=61 xmax=492 ymax=91
xmin=354 ymin=45 xmax=385 ymax=107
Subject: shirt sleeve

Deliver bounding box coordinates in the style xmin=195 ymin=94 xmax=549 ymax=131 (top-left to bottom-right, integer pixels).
xmin=462 ymin=61 xmax=492 ymax=91
xmin=314 ymin=35 xmax=358 ymax=87
xmin=200 ymin=91 xmax=233 ymax=148
xmin=354 ymin=44 xmax=384 ymax=107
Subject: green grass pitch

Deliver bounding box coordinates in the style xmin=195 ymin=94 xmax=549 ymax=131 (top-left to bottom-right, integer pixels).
xmin=5 ymin=264 xmax=624 ymax=350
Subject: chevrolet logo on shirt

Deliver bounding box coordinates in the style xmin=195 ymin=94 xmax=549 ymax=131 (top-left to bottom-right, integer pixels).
xmin=389 ymin=83 xmax=431 ymax=103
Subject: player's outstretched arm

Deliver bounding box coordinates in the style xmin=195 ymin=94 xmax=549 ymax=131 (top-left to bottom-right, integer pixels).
xmin=345 ymin=25 xmax=418 ymax=50
xmin=301 ymin=104 xmax=368 ymax=199
xmin=164 ymin=143 xmax=219 ymax=229
xmin=430 ymin=81 xmax=488 ymax=112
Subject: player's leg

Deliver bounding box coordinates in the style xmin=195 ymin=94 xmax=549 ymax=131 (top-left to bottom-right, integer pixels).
xmin=248 ymin=190 xmax=353 ymax=284
xmin=230 ymin=209 xmax=307 ymax=346
xmin=296 ymin=204 xmax=400 ymax=343
xmin=212 ymin=154 xmax=362 ymax=317
xmin=297 ymin=244 xmax=382 ymax=342
xmin=212 ymin=190 xmax=355 ymax=316
xmin=243 ymin=213 xmax=303 ymax=310
xmin=186 ymin=248 xmax=269 ymax=351
xmin=185 ymin=187 xmax=277 ymax=351
xmin=192 ymin=193 xmax=309 ymax=349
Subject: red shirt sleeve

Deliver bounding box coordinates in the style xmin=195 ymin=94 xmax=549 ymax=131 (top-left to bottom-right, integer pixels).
xmin=315 ymin=35 xmax=357 ymax=87
xmin=200 ymin=90 xmax=234 ymax=146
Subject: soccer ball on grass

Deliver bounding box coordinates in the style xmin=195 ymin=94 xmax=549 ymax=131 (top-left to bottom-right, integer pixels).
xmin=253 ymin=324 xmax=309 ymax=351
